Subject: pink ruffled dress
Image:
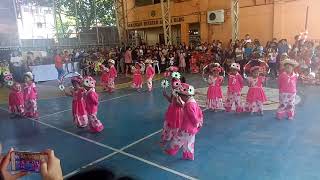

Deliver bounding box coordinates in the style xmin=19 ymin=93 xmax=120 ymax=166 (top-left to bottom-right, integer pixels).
xmin=9 ymin=89 xmax=24 ymax=115
xmin=23 ymin=82 xmax=38 ymax=118
xmin=245 ymin=76 xmax=267 ymax=113
xmin=161 ymin=94 xmax=183 ymax=143
xmin=72 ymin=88 xmax=88 ymax=127
xmin=132 ymin=68 xmax=143 ymax=89
xmin=85 ymin=88 xmax=104 ymax=133
xmin=246 ymin=76 xmax=267 ymax=103
xmin=206 ymin=75 xmax=224 ymax=110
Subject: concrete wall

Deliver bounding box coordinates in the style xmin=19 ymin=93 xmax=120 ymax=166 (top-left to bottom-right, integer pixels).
xmin=125 ymin=0 xmax=320 ymax=46
xmin=273 ymin=0 xmax=320 ymax=43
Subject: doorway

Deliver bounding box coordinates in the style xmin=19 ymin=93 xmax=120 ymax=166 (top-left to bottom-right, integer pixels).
xmin=159 ymin=34 xmax=165 ymax=45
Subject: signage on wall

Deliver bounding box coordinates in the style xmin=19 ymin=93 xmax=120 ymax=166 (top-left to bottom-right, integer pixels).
xmin=151 ymin=10 xmax=156 ymax=17
xmin=127 ymin=16 xmax=184 ymax=29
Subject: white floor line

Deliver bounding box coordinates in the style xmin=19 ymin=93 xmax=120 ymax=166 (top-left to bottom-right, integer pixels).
xmin=0 ymin=107 xmax=198 ymax=180
xmin=63 ymin=151 xmax=118 ymax=179
xmin=99 ymin=93 xmax=134 ymax=103
xmin=120 ymin=129 xmax=162 ymax=151
xmin=203 ymin=108 xmax=209 ymax=112
xmin=63 ymin=129 xmax=162 ymax=179
xmin=38 ymin=95 xmax=67 ymax=101
xmin=38 ymin=109 xmax=72 ymax=120
xmin=38 ymin=93 xmax=135 ymax=119
xmin=120 ymin=151 xmax=199 ymax=180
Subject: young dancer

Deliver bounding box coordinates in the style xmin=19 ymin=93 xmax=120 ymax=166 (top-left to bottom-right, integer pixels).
xmin=245 ymin=66 xmax=267 ymax=115
xmin=106 ymin=59 xmax=117 ymax=93
xmin=23 ymin=72 xmax=38 ymax=118
xmin=277 ymin=59 xmax=298 ymax=120
xmin=83 ymin=76 xmax=104 ymax=132
xmin=132 ymin=63 xmax=144 ymax=92
xmin=165 ymin=83 xmax=203 ymax=160
xmin=206 ymin=63 xmax=224 ymax=111
xmin=8 ymin=82 xmax=24 ymax=118
xmin=161 ymin=78 xmax=184 ymax=146
xmin=225 ymin=63 xmax=244 ymax=113
xmin=64 ymin=76 xmax=88 ymax=128
xmin=145 ymin=59 xmax=155 ymax=92
xmin=100 ymin=64 xmax=109 ymax=91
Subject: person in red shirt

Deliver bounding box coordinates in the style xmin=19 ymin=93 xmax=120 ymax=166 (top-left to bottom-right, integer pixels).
xmin=55 ymin=52 xmax=65 ymax=82
xmin=63 ymin=50 xmax=70 ymax=73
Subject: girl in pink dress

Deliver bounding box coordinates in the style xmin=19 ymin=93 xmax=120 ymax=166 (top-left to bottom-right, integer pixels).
xmin=206 ymin=64 xmax=224 ymax=111
xmin=8 ymin=82 xmax=24 ymax=118
xmin=131 ymin=63 xmax=143 ymax=92
xmin=106 ymin=59 xmax=117 ymax=93
xmin=161 ymin=78 xmax=184 ymax=146
xmin=166 ymin=83 xmax=203 ymax=161
xmin=145 ymin=59 xmax=155 ymax=92
xmin=23 ymin=72 xmax=38 ymax=118
xmin=245 ymin=66 xmax=267 ymax=115
xmin=100 ymin=64 xmax=109 ymax=91
xmin=225 ymin=63 xmax=244 ymax=113
xmin=64 ymin=76 xmax=88 ymax=128
xmin=83 ymin=76 xmax=104 ymax=132
xmin=277 ymin=59 xmax=298 ymax=120
xmin=179 ymin=51 xmax=186 ymax=72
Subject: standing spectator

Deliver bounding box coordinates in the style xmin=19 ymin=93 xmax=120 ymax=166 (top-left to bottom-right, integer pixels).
xmin=55 ymin=52 xmax=64 ymax=82
xmin=63 ymin=50 xmax=70 ymax=73
xmin=234 ymin=43 xmax=245 ymax=73
xmin=244 ymin=34 xmax=252 ymax=44
xmin=160 ymin=52 xmax=167 ymax=72
xmin=277 ymin=39 xmax=289 ymax=71
xmin=268 ymin=48 xmax=278 ymax=78
xmin=124 ymin=47 xmax=132 ymax=76
xmin=10 ymin=50 xmax=26 ymax=83
xmin=270 ymin=38 xmax=278 ymax=50
xmin=185 ymin=46 xmax=192 ymax=73
xmin=277 ymin=39 xmax=289 ymax=58
xmin=179 ymin=50 xmax=186 ymax=72
xmin=253 ymin=40 xmax=264 ymax=57
xmin=244 ymin=42 xmax=253 ymax=61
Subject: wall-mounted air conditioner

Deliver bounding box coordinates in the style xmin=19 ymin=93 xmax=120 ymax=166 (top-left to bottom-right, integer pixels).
xmin=207 ymin=10 xmax=225 ymax=24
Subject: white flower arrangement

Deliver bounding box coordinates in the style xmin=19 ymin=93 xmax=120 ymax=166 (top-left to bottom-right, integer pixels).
xmin=7 ymin=80 xmax=13 ymax=86
xmin=172 ymin=89 xmax=179 ymax=97
xmin=171 ymin=72 xmax=181 ymax=79
xmin=59 ymin=84 xmax=65 ymax=91
xmin=3 ymin=71 xmax=10 ymax=76
xmin=188 ymin=86 xmax=195 ymax=95
xmin=161 ymin=79 xmax=170 ymax=89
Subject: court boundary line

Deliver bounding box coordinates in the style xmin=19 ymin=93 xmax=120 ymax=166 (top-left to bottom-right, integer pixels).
xmin=0 ymin=107 xmax=198 ymax=180
xmin=63 ymin=109 xmax=211 ymax=179
xmin=0 ymin=76 xmax=163 ymax=105
xmin=119 ymin=129 xmax=162 ymax=151
xmin=38 ymin=93 xmax=135 ymax=119
xmin=37 ymin=84 xmax=161 ymax=119
xmin=38 ymin=85 xmax=164 ymax=119
xmin=63 ymin=152 xmax=119 ymax=179
xmin=63 ymin=129 xmax=163 ymax=179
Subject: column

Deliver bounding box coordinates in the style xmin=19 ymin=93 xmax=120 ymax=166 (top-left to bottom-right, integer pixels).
xmin=200 ymin=0 xmax=209 ymax=43
xmin=181 ymin=23 xmax=189 ymax=45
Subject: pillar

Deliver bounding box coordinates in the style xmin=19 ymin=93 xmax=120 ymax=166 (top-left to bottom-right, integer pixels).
xmin=272 ymin=1 xmax=283 ymax=39
xmin=200 ymin=0 xmax=209 ymax=43
xmin=200 ymin=18 xmax=208 ymax=43
xmin=181 ymin=23 xmax=189 ymax=45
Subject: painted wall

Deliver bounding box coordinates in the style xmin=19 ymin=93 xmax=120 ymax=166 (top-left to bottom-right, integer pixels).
xmin=273 ymin=0 xmax=320 ymax=43
xmin=125 ymin=0 xmax=320 ymax=45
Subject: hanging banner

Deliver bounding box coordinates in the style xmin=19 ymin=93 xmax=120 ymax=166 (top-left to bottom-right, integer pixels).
xmin=127 ymin=16 xmax=184 ymax=29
